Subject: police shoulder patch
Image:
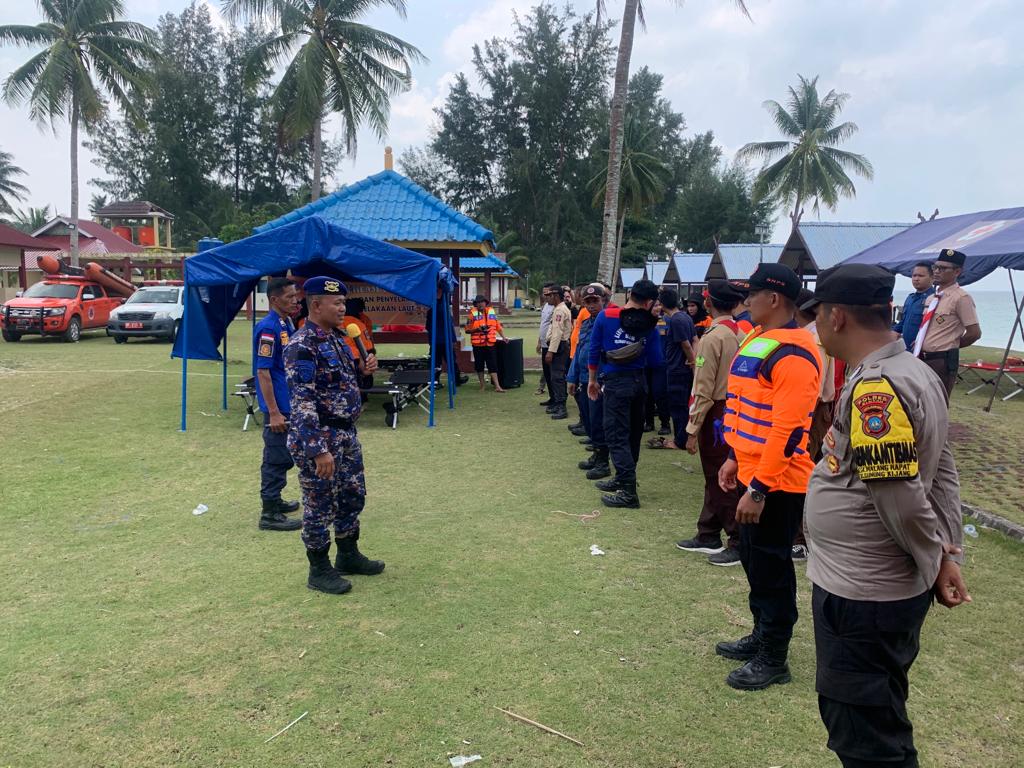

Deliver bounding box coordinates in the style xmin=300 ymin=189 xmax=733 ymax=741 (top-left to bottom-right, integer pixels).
xmin=258 ymin=332 xmax=275 ymax=358
xmin=850 ymin=377 xmax=918 ymax=481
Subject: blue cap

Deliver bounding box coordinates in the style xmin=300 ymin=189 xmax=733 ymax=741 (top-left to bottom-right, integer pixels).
xmin=303 ymin=276 xmax=348 ymax=296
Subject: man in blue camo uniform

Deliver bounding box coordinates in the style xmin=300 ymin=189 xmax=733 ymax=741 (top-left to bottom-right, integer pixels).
xmin=284 ymin=276 xmax=384 ymax=595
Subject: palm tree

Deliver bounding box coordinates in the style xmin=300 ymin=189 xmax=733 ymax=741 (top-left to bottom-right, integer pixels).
xmin=0 ymin=0 xmax=156 ymax=265
xmin=10 ymin=204 xmax=52 ymax=234
xmin=590 ymin=113 xmax=671 ymax=281
xmin=737 ymin=74 xmax=873 ymax=225
xmin=0 ymin=148 xmax=30 ymax=215
xmin=595 ymin=0 xmax=749 ymax=284
xmin=224 ymin=0 xmax=425 ymax=201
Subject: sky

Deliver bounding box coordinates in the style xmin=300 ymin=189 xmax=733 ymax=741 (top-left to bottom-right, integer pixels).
xmin=1 ymin=0 xmax=1022 ymax=291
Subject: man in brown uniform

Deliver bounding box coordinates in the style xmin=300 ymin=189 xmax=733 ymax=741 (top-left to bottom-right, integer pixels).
xmin=677 ymin=279 xmax=745 ymax=566
xmin=803 ymin=264 xmax=971 ymax=768
xmin=915 ymin=249 xmax=981 ymax=399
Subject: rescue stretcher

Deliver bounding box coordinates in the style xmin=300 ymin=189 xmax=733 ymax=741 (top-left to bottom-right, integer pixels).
xmin=958 ymin=361 xmax=1024 ymax=401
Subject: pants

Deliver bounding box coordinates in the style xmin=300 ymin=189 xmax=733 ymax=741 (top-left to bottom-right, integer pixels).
xmin=291 ymin=426 xmax=366 ymax=551
xmin=473 ymin=345 xmax=498 ymax=373
xmin=813 ymin=585 xmax=931 ymax=768
xmin=696 ymin=401 xmax=739 ymax=548
xmin=667 ymin=367 xmax=693 ymax=447
xmin=738 ymin=489 xmax=805 ymax=658
xmin=588 ymin=390 xmax=606 ymax=449
xmin=548 ymin=342 xmax=569 ymax=406
xmin=541 ymin=347 xmax=552 ymax=393
xmin=574 ymin=387 xmax=591 ymax=435
xmin=260 ymin=421 xmax=294 ymax=501
xmin=601 ymin=370 xmax=647 ymax=485
xmin=645 ymin=366 xmax=670 ymax=427
xmin=922 ymin=352 xmax=958 ymax=400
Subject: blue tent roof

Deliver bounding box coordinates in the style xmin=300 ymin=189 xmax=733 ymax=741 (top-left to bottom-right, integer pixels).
xmin=619 ymin=267 xmax=645 ymax=290
xmin=252 ymin=170 xmax=495 ymax=246
xmin=711 ymin=243 xmax=784 ymax=281
xmin=781 ymin=221 xmax=914 ymax=274
xmin=670 ymin=253 xmax=713 ymax=283
xmin=646 ymin=260 xmax=670 ymax=285
xmin=173 ymin=217 xmax=456 ymax=362
xmin=844 ymin=207 xmax=1024 ymax=285
xmin=458 ymin=254 xmax=519 ymax=276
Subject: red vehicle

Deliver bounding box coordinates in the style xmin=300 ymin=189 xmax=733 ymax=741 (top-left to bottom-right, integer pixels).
xmin=1 ymin=277 xmax=125 ymax=342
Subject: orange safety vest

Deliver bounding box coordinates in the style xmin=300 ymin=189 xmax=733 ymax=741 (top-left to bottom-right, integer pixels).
xmin=570 ymin=306 xmax=591 ymax=358
xmin=734 ymin=317 xmax=754 ymax=337
xmin=341 ymin=315 xmax=375 ymax=359
xmin=723 ymin=325 xmax=822 ymax=494
xmin=466 ymin=306 xmax=502 ymax=346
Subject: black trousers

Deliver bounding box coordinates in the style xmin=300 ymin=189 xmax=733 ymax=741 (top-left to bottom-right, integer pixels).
xmin=260 ymin=422 xmax=294 ymax=501
xmin=813 ymin=585 xmax=931 ymax=768
xmin=738 ymin=489 xmax=804 ymax=658
xmin=667 ymin=367 xmax=693 ymax=447
xmin=601 ymin=370 xmax=647 ymax=485
xmin=588 ymin=390 xmax=606 ymax=449
xmin=541 ymin=346 xmax=552 ymax=393
xmin=644 ymin=365 xmax=670 ymax=427
xmin=575 ymin=387 xmax=591 ymax=435
xmin=548 ymin=341 xmax=569 ymax=406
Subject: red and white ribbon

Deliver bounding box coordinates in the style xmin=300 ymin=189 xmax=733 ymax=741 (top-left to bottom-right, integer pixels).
xmin=912 ymin=287 xmax=942 ymax=357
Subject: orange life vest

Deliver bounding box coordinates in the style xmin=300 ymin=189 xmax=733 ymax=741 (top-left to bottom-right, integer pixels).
xmin=570 ymin=306 xmax=591 ymax=358
xmin=340 ymin=315 xmax=374 ymax=359
xmin=723 ymin=325 xmax=822 ymax=494
xmin=466 ymin=306 xmax=502 ymax=346
xmin=734 ymin=317 xmax=754 ymax=337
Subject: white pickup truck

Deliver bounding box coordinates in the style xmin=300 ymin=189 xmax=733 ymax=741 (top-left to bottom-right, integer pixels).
xmin=107 ymin=284 xmax=184 ymax=343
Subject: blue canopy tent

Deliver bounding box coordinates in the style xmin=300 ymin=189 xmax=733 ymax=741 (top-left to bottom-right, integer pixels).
xmin=844 ymin=206 xmax=1024 ymax=410
xmin=172 ymin=217 xmax=459 ymax=430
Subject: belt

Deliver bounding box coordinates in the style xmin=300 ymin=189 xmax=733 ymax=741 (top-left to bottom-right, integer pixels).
xmin=319 ymin=415 xmax=354 ymax=429
xmin=920 ymin=350 xmax=957 ymax=361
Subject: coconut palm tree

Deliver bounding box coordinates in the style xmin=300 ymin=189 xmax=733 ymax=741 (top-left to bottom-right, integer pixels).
xmin=589 ymin=113 xmax=671 ymax=281
xmin=0 ymin=149 xmax=30 ymax=215
xmin=737 ymin=74 xmax=873 ymax=225
xmin=0 ymin=0 xmax=156 ymax=265
xmin=10 ymin=204 xmax=51 ymax=234
xmin=224 ymin=0 xmax=425 ymax=201
xmin=595 ymin=0 xmax=749 ymax=284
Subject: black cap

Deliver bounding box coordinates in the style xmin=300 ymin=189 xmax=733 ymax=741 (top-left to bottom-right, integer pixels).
xmin=686 ymin=291 xmax=704 ymax=305
xmin=746 ymin=263 xmax=802 ymax=301
xmin=800 ymin=264 xmax=895 ymax=311
xmin=707 ymin=279 xmax=746 ymax=304
xmin=473 ymin=294 xmax=488 ymax=304
xmin=935 ymin=248 xmax=966 ymax=267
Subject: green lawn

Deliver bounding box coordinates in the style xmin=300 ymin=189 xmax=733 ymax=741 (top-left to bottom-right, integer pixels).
xmin=1 ymin=326 xmax=1022 ymax=767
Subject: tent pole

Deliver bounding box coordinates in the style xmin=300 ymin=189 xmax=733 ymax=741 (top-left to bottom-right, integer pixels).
xmin=180 ymin=279 xmax=189 ymax=432
xmin=445 ymin=286 xmax=456 ymax=409
xmin=222 ymin=296 xmax=228 ymax=410
xmin=428 ymin=292 xmax=437 ymax=427
xmin=984 ymin=268 xmax=1024 ymax=412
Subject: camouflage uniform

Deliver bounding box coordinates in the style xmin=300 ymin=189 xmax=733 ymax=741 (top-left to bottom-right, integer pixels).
xmin=284 ymin=321 xmax=366 ymax=551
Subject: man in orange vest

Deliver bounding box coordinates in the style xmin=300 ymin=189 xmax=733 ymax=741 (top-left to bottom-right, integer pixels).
xmin=716 ymin=263 xmax=822 ymax=691
xmin=465 ymin=294 xmax=506 ymax=392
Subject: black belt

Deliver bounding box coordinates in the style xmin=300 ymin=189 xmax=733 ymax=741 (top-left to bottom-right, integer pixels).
xmin=319 ymin=415 xmax=354 ymax=429
xmin=920 ymin=350 xmax=957 ymax=361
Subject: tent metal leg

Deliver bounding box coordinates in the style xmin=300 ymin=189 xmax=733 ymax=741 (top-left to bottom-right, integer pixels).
xmin=428 ymin=291 xmax=437 ymax=427
xmin=222 ymin=300 xmax=228 ymax=410
xmin=180 ymin=280 xmax=189 ymax=432
xmin=984 ymin=268 xmax=1024 ymax=412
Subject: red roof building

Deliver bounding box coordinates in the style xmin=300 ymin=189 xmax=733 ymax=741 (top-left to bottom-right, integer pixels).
xmin=0 ymin=222 xmax=51 ymax=301
xmin=30 ymin=216 xmax=144 ymax=255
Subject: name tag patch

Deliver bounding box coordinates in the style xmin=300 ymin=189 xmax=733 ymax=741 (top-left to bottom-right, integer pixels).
xmin=850 ymin=378 xmax=918 ymax=480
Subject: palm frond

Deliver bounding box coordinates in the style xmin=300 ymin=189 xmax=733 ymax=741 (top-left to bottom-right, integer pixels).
xmin=736 ymin=140 xmax=791 ymax=163
xmin=0 ymin=24 xmax=60 ymax=46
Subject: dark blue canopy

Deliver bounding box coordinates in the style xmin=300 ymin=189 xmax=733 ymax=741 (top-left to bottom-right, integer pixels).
xmin=843 ymin=207 xmax=1024 ymax=285
xmin=173 ymin=216 xmax=455 ymax=361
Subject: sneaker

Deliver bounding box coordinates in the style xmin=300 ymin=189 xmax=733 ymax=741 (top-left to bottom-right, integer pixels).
xmin=791 ymin=544 xmax=808 ymax=561
xmin=708 ymin=548 xmax=742 ymax=567
xmin=675 ymin=537 xmax=725 ymax=555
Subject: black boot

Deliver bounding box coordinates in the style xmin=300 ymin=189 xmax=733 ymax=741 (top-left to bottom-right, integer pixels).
xmin=585 ymin=448 xmax=611 ymax=480
xmin=594 ymin=475 xmax=621 ymax=492
xmin=279 ymin=499 xmax=300 ymax=513
xmin=306 ymin=546 xmax=352 ymax=594
xmin=578 ymin=453 xmax=598 ymax=470
xmin=715 ymin=633 xmax=760 ymax=661
xmin=601 ymin=480 xmax=639 ymax=508
xmin=334 ymin=532 xmax=385 ymax=576
xmin=657 ymin=422 xmax=671 ymax=436
xmin=538 ymin=399 xmax=553 ymax=407
xmin=259 ymin=499 xmax=301 ymax=531
xmin=550 ymin=405 xmax=568 ymax=420
xmin=726 ymin=652 xmax=791 ymax=691
xmin=567 ymin=421 xmax=583 ymax=431
xmin=568 ymin=424 xmax=587 ymax=436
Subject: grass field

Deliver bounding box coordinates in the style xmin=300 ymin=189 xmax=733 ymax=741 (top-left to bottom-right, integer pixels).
xmin=1 ymin=325 xmax=1022 ymax=767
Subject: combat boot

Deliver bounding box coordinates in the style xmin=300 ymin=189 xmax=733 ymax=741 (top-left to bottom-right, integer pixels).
xmin=306 ymin=546 xmax=352 ymax=594
xmin=726 ymin=651 xmax=791 ymax=691
xmin=279 ymin=499 xmax=300 ymax=513
xmin=550 ymin=405 xmax=568 ymax=420
xmin=601 ymin=480 xmax=639 ymax=508
xmin=259 ymin=499 xmax=301 ymax=531
xmin=585 ymin=448 xmax=611 ymax=480
xmin=334 ymin=532 xmax=385 ymax=576
xmin=578 ymin=453 xmax=599 ymax=470
xmin=715 ymin=633 xmax=760 ymax=660
xmin=595 ymin=475 xmax=622 ymax=492
xmin=568 ymin=424 xmax=587 ymax=436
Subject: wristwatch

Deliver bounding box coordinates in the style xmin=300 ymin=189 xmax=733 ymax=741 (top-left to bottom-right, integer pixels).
xmin=747 ymin=488 xmax=766 ymax=504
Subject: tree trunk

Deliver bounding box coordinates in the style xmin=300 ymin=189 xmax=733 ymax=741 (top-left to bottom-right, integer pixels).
xmin=311 ymin=118 xmax=323 ymax=202
xmin=69 ymin=92 xmax=80 ymax=267
xmin=611 ymin=211 xmax=626 ymax=289
xmin=596 ymin=0 xmax=639 ymax=285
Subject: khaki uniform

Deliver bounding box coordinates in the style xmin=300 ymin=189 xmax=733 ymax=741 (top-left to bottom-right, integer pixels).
xmin=806 ymin=339 xmax=965 ymax=765
xmin=686 ymin=316 xmax=740 ymax=435
xmin=921 ymin=283 xmax=979 ymax=353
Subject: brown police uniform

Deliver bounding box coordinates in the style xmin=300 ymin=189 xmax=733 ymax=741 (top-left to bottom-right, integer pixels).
xmin=920 ymin=282 xmax=979 ymax=396
xmin=806 ymin=339 xmax=965 ymax=767
xmin=686 ymin=316 xmax=742 ymax=547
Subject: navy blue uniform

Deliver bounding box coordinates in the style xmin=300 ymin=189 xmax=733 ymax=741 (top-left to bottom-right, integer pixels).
xmin=284 ymin=322 xmax=367 ymax=551
xmin=253 ymin=310 xmax=295 ymax=502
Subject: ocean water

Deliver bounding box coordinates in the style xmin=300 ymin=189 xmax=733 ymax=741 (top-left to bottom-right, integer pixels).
xmin=894 ymin=290 xmax=1024 ymax=354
